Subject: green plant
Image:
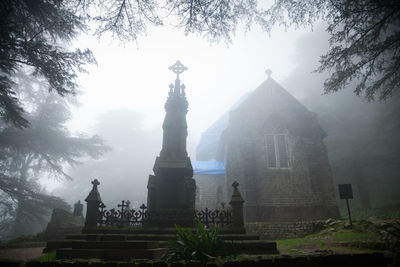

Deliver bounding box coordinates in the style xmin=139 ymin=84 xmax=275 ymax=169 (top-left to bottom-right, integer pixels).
xmin=36 ymin=251 xmax=56 ymax=262
xmin=164 ymin=221 xmax=231 ymax=263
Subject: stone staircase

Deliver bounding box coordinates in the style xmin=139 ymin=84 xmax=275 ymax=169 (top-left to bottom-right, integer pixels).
xmin=47 ymin=180 xmax=278 ymax=261
xmin=46 ymin=230 xmax=278 ymax=261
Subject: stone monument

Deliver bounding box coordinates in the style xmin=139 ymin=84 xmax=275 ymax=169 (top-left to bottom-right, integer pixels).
xmin=146 ymin=60 xmax=196 ymax=227
xmin=73 ymin=200 xmax=84 ymax=217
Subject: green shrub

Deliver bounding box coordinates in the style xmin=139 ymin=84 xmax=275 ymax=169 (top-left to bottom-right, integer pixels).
xmin=164 ymin=221 xmax=233 ymax=263
xmin=37 ymin=251 xmax=56 ymax=261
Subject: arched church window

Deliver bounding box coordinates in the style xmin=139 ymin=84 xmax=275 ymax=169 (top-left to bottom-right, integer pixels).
xmin=264 ymin=117 xmax=291 ymax=168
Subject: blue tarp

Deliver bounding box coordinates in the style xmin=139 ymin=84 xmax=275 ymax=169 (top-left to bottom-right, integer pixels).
xmin=192 ymin=161 xmax=225 ymax=175
xmin=196 ymin=91 xmax=252 ymax=161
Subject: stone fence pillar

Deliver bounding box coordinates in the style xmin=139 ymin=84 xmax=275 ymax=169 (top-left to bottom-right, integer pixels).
xmin=84 ymin=179 xmax=102 ymax=229
xmin=229 ymin=181 xmax=245 ymax=232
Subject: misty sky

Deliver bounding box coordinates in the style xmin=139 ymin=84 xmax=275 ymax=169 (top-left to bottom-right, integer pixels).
xmin=45 ymin=23 xmax=331 ymax=197
xmin=68 ymin=24 xmax=317 ymax=156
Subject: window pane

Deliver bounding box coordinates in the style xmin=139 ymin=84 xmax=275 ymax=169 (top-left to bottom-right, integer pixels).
xmin=265 ymin=135 xmax=276 ymax=167
xmin=277 ymin=135 xmax=289 ymax=168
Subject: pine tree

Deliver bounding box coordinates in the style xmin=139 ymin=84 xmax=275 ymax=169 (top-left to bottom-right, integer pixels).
xmin=0 ymin=0 xmax=95 ymax=128
xmin=0 ymin=74 xmax=109 ymax=237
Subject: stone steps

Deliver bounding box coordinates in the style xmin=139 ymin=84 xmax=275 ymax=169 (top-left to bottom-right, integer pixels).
xmin=48 ymin=230 xmax=277 ymax=260
xmin=56 ymin=248 xmax=167 ymax=261
xmin=70 ymin=240 xmax=159 ymax=249
xmin=64 ymin=233 xmax=260 ymax=241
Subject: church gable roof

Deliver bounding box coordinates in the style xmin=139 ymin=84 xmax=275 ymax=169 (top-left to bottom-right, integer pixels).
xmin=195 ymin=74 xmax=327 ymax=161
xmin=232 ymin=76 xmax=309 ymax=117
xmin=229 ymin=76 xmax=324 ymax=138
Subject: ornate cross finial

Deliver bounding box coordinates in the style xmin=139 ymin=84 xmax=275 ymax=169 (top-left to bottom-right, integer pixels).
xmin=91 ymin=179 xmax=100 ymax=188
xmin=169 ymin=60 xmax=188 ymax=79
xmin=232 ymin=181 xmax=239 ymax=190
xmin=265 ymin=69 xmax=272 ymax=77
xmin=86 ymin=179 xmax=102 ymax=203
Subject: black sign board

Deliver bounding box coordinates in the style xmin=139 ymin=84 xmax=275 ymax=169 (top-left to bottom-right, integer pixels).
xmin=338 ymin=184 xmax=353 ymax=199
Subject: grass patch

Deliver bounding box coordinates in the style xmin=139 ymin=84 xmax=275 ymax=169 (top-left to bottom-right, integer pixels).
xmin=275 ymin=219 xmax=392 ymax=255
xmin=331 ymin=230 xmax=376 ymax=241
xmin=35 ymin=251 xmax=56 ymax=262
xmin=277 ymin=238 xmax=308 ymax=247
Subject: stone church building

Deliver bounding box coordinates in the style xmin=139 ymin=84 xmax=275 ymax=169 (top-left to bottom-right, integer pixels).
xmin=194 ymin=74 xmax=339 ymax=222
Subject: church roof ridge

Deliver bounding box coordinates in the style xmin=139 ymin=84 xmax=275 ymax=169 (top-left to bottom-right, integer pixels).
xmin=231 ymin=74 xmax=310 ymax=116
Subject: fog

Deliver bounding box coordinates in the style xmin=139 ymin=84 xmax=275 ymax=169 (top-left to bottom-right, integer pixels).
xmin=2 ymin=1 xmax=399 ymax=243
xmin=48 ymin=23 xmax=399 ymax=213
xmin=50 ymin=24 xmax=311 ymax=204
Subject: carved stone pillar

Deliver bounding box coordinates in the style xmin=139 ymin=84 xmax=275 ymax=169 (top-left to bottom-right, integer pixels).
xmin=146 ymin=61 xmax=196 ymax=227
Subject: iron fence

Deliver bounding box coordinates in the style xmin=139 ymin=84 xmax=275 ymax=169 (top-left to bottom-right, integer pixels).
xmin=96 ymin=200 xmax=232 ymax=228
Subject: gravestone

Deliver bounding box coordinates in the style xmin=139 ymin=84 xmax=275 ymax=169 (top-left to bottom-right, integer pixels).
xmin=44 ymin=208 xmax=84 ymax=240
xmin=73 ymin=200 xmax=83 ymax=217
xmin=146 ymin=60 xmax=196 ymax=227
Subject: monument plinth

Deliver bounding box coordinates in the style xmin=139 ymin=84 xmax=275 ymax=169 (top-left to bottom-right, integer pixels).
xmin=146 ymin=60 xmax=196 ymax=227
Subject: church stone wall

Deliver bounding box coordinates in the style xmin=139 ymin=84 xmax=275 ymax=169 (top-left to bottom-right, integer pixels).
xmin=194 ymin=174 xmax=226 ymax=209
xmin=225 ymin=124 xmax=339 ymax=222
xmin=246 ymin=221 xmax=325 ymax=239
xmin=223 ymin=77 xmax=339 ymax=222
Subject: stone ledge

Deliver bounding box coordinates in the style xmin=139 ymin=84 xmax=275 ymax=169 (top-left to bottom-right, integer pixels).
xmin=20 ymin=252 xmax=387 ymax=267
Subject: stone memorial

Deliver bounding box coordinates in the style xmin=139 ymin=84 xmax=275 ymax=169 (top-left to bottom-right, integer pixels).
xmin=73 ymin=200 xmax=83 ymax=217
xmin=44 ymin=207 xmax=84 ymax=241
xmin=146 ymin=60 xmax=196 ymax=227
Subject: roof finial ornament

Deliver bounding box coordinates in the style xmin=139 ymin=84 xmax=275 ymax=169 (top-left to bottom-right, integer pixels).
xmin=169 ymin=60 xmax=188 ymax=80
xmin=265 ymin=68 xmax=272 ymax=78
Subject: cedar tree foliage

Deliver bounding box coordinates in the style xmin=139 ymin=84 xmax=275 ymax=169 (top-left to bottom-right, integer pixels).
xmin=0 ymin=0 xmax=95 ymax=128
xmin=80 ymin=0 xmax=400 ymax=100
xmin=1 ymin=0 xmax=399 ymax=129
xmin=0 ymin=74 xmax=109 ymax=236
xmin=262 ymin=0 xmax=400 ymax=100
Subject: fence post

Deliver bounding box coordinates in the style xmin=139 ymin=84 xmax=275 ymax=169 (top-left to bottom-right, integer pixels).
xmin=229 ymin=181 xmax=245 ymax=232
xmin=84 ymin=179 xmax=102 ymax=229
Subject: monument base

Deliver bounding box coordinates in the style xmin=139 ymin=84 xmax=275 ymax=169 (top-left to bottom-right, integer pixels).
xmin=145 ymin=209 xmax=194 ymax=228
xmin=146 ymin=162 xmax=196 ymax=228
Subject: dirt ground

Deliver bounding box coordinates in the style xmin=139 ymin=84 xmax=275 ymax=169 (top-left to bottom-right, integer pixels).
xmin=0 ymin=247 xmax=44 ymax=261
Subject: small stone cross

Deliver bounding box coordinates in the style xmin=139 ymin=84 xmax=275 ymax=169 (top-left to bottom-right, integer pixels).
xmin=99 ymin=202 xmax=106 ymax=210
xmin=232 ymin=181 xmax=239 ymax=190
xmin=169 ymin=60 xmax=188 ymax=79
xmin=265 ymin=69 xmax=272 ymax=77
xmin=91 ymin=179 xmax=100 ymax=189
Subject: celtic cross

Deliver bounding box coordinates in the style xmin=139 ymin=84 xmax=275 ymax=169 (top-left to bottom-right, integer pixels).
xmin=169 ymin=60 xmax=188 ymax=79
xmin=91 ymin=179 xmax=100 ymax=190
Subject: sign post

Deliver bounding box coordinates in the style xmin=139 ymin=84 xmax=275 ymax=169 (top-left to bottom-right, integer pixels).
xmin=338 ymin=184 xmax=353 ymax=227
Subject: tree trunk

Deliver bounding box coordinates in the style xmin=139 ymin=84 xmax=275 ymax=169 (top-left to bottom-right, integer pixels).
xmin=11 ymin=182 xmax=28 ymax=237
xmin=10 ymin=158 xmax=30 ymax=237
